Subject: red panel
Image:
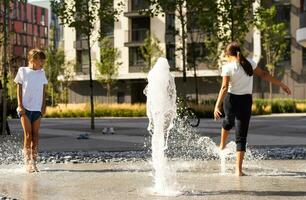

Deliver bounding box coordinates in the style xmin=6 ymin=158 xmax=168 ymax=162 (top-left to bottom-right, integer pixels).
xmin=14 ymin=21 xmax=22 ymax=33
xmin=37 ymin=8 xmax=41 ymax=25
xmin=27 ymin=4 xmax=32 ymax=22
xmin=15 ymin=46 xmax=23 ymax=56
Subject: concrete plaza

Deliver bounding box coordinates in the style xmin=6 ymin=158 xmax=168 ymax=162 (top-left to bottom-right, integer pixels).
xmin=0 ymin=160 xmax=306 ymax=200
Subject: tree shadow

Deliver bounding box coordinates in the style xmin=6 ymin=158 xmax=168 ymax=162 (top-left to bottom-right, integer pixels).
xmin=41 ymin=168 xmax=150 ymax=173
xmin=183 ymin=190 xmax=306 ymax=197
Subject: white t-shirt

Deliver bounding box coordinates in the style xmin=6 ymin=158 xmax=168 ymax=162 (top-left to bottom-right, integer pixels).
xmin=221 ymin=58 xmax=257 ymax=95
xmin=14 ymin=67 xmax=48 ymax=111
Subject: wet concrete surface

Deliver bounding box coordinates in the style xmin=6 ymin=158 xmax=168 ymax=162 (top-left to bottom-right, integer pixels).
xmin=0 ymin=160 xmax=306 ymax=200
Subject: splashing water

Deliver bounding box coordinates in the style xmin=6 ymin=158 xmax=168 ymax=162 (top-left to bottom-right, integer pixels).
xmin=0 ymin=135 xmax=23 ymax=165
xmin=145 ymin=57 xmax=181 ymax=196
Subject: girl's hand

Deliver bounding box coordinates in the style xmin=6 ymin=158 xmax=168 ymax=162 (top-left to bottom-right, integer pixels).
xmin=281 ymin=83 xmax=291 ymax=95
xmin=17 ymin=106 xmax=25 ymax=115
xmin=214 ymin=107 xmax=222 ymax=120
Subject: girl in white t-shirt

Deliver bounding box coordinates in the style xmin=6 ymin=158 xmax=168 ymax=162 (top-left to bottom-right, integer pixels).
xmin=14 ymin=49 xmax=48 ymax=173
xmin=214 ymin=42 xmax=291 ymax=176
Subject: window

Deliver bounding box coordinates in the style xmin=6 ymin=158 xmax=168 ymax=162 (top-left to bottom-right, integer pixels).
xmin=23 ymin=22 xmax=27 ymax=32
xmin=33 ymin=7 xmax=37 ymax=23
xmin=117 ymin=92 xmax=125 ymax=104
xmin=41 ymin=9 xmax=45 ymax=25
xmin=283 ymin=38 xmax=291 ymax=61
xmin=131 ymin=17 xmax=150 ymax=42
xmin=276 ymin=4 xmax=291 ymax=29
xmin=303 ymin=47 xmax=306 ymax=61
xmin=165 ymin=14 xmax=175 ymax=34
xmin=131 ymin=0 xmax=149 ymax=11
xmin=166 ymin=44 xmax=176 ymax=69
xmin=129 ymin=47 xmax=145 ymax=67
xmin=187 ymin=43 xmax=206 ymax=65
xmin=76 ymin=50 xmax=89 ymax=74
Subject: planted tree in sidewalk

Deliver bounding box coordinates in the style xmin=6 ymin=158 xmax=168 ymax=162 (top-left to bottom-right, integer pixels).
xmin=51 ymin=0 xmax=123 ymax=129
xmin=44 ymin=28 xmax=65 ymax=106
xmin=255 ymin=5 xmax=288 ymax=99
xmin=140 ymin=32 xmax=164 ymax=70
xmin=96 ymin=37 xmax=121 ymax=103
xmin=198 ymin=0 xmax=255 ymax=68
xmin=60 ymin=60 xmax=75 ymax=106
xmin=148 ymin=0 xmax=189 ymax=82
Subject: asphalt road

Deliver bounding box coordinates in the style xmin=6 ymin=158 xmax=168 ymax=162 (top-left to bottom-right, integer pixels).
xmin=6 ymin=113 xmax=306 ymax=152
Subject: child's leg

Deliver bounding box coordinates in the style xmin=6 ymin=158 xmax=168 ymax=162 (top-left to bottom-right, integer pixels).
xmin=31 ymin=117 xmax=41 ymax=172
xmin=220 ymin=128 xmax=229 ymax=149
xmin=20 ymin=115 xmax=33 ymax=172
xmin=236 ymin=151 xmax=245 ymax=176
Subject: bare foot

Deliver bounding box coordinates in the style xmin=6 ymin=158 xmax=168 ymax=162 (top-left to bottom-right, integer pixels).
xmin=31 ymin=161 xmax=39 ymax=172
xmin=236 ymin=171 xmax=246 ymax=176
xmin=25 ymin=163 xmax=35 ymax=173
xmin=219 ymin=143 xmax=226 ymax=150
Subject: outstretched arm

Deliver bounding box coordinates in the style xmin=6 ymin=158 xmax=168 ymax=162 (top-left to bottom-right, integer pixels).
xmin=214 ymin=76 xmax=230 ymax=120
xmin=253 ymin=67 xmax=291 ymax=95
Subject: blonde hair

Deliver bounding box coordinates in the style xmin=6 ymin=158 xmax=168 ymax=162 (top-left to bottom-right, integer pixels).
xmin=28 ymin=48 xmax=46 ymax=62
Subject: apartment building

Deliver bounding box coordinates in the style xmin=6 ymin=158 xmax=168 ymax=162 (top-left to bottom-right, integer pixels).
xmin=64 ymin=0 xmax=306 ymax=104
xmin=3 ymin=0 xmax=49 ymax=73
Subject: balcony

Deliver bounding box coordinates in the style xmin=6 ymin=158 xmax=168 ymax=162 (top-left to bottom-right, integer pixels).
xmin=124 ymin=29 xmax=149 ymax=47
xmin=124 ymin=0 xmax=149 ymax=18
xmin=296 ymin=12 xmax=306 ymax=47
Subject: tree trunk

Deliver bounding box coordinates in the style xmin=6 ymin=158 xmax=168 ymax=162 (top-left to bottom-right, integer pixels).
xmin=179 ymin=4 xmax=187 ymax=83
xmin=269 ymin=82 xmax=272 ymax=99
xmin=87 ymin=2 xmax=95 ymax=130
xmin=107 ymin=83 xmax=111 ymax=104
xmin=2 ymin=0 xmax=9 ymax=135
xmin=88 ymin=38 xmax=95 ymax=130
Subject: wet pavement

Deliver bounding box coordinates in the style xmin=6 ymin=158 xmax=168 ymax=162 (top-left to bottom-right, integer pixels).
xmin=0 ymin=160 xmax=306 ymax=200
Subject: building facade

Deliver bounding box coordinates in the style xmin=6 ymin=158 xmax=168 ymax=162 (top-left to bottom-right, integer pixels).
xmin=5 ymin=0 xmax=49 ymax=73
xmin=63 ymin=0 xmax=306 ymax=104
xmin=29 ymin=0 xmax=63 ymax=49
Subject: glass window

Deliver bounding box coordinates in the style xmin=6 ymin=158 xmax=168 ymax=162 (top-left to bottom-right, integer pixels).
xmin=303 ymin=47 xmax=306 ymax=61
xmin=23 ymin=22 xmax=27 ymax=32
xmin=165 ymin=14 xmax=175 ymax=34
xmin=76 ymin=50 xmax=89 ymax=73
xmin=41 ymin=9 xmax=45 ymax=25
xmin=117 ymin=92 xmax=125 ymax=104
xmin=166 ymin=44 xmax=176 ymax=69
xmin=187 ymin=43 xmax=206 ymax=64
xmin=129 ymin=47 xmax=145 ymax=67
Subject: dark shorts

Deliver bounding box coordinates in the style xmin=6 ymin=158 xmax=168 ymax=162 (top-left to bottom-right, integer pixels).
xmin=18 ymin=109 xmax=42 ymax=123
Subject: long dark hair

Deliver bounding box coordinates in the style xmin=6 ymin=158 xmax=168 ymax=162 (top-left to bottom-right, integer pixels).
xmin=225 ymin=42 xmax=253 ymax=76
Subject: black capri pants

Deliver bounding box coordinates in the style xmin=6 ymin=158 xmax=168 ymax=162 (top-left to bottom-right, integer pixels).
xmin=222 ymin=93 xmax=252 ymax=151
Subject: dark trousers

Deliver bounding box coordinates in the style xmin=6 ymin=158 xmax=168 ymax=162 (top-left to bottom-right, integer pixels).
xmin=222 ymin=93 xmax=252 ymax=151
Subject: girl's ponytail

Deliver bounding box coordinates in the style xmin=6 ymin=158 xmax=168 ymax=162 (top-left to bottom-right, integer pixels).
xmin=225 ymin=42 xmax=253 ymax=76
xmin=237 ymin=51 xmax=253 ymax=76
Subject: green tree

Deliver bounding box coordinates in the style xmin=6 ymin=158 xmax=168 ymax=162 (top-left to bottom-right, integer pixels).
xmin=140 ymin=33 xmax=164 ymax=70
xmin=44 ymin=28 xmax=65 ymax=106
xmin=255 ymin=5 xmax=288 ymax=99
xmin=148 ymin=0 xmax=188 ymax=82
xmin=96 ymin=37 xmax=121 ymax=103
xmin=60 ymin=60 xmax=75 ymax=105
xmin=51 ymin=0 xmax=123 ymax=129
